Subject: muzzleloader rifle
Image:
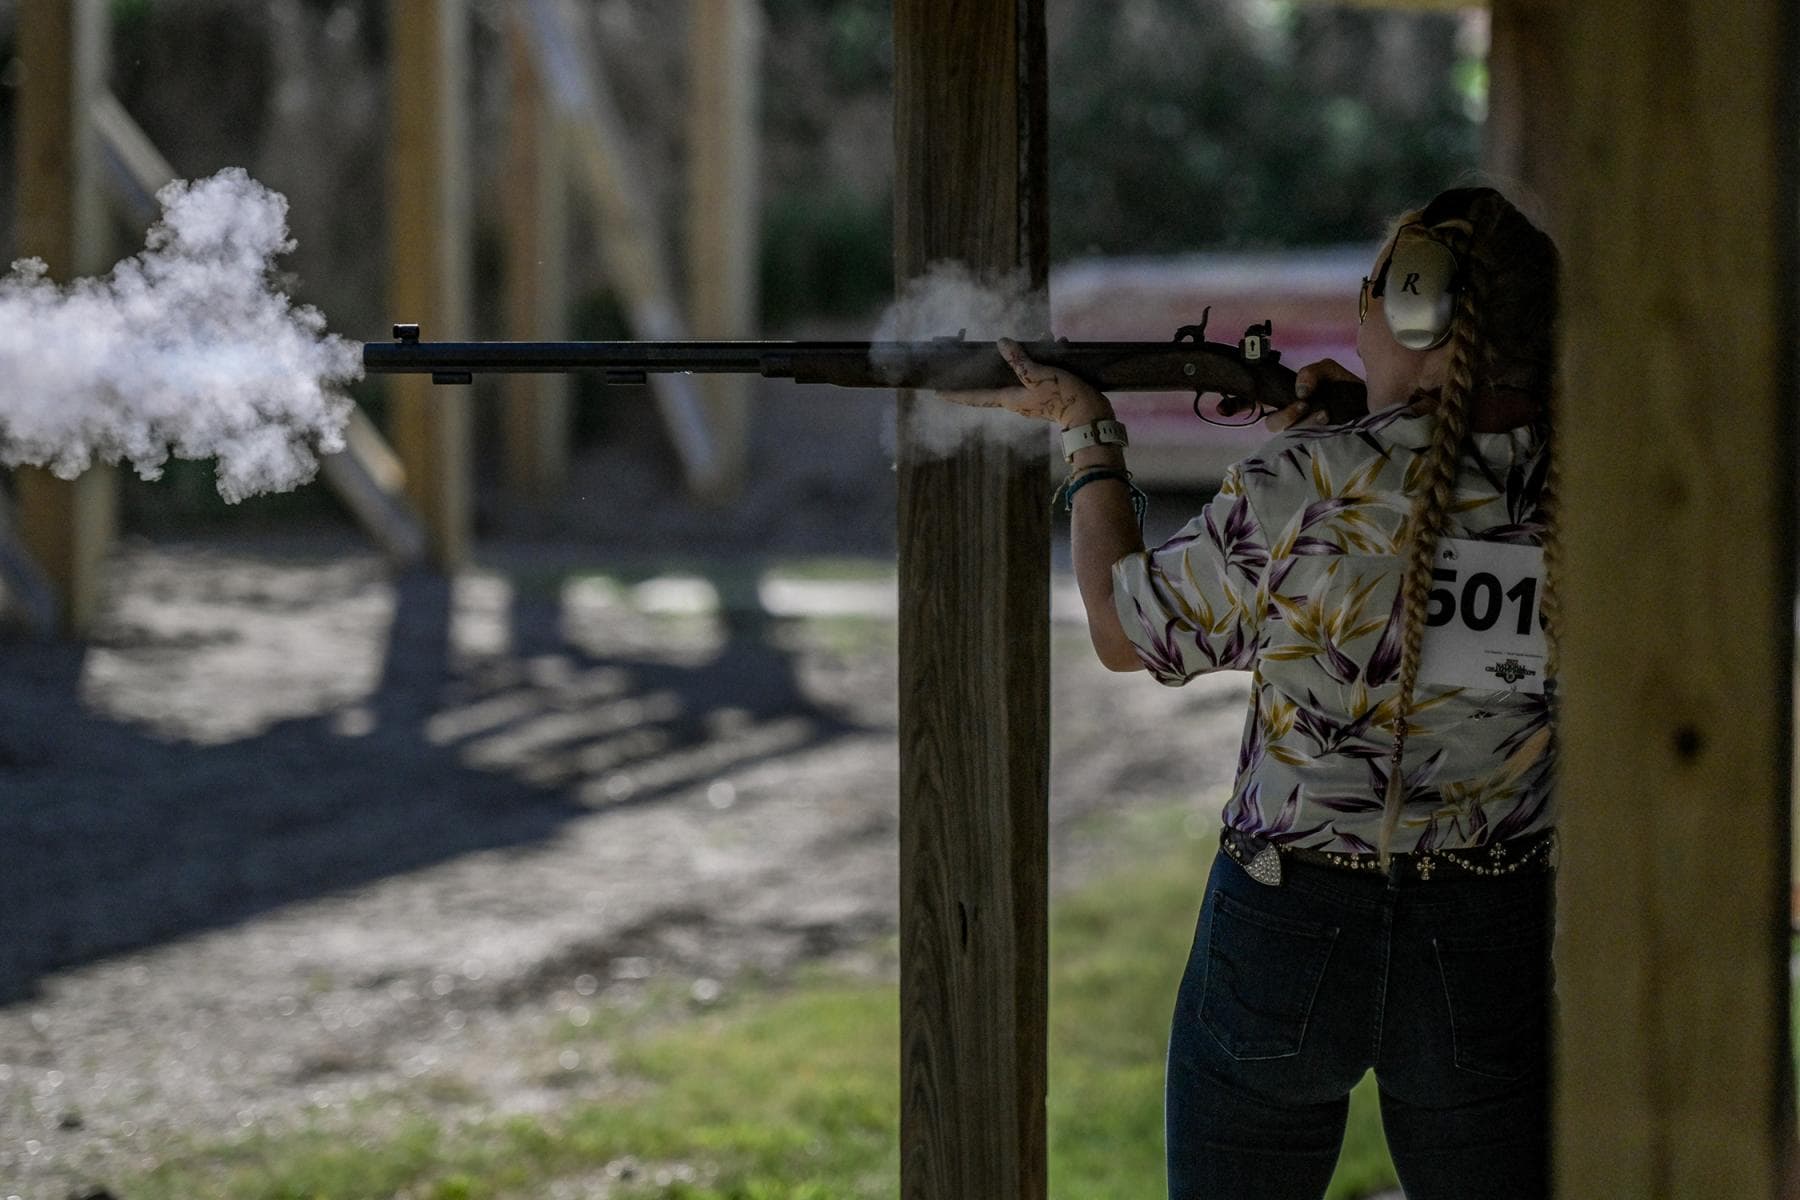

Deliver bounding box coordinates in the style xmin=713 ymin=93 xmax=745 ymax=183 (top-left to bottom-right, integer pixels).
xmin=362 ymin=314 xmax=1369 ymax=425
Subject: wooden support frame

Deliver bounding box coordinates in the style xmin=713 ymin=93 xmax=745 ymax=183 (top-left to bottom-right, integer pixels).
xmin=500 ymin=10 xmax=572 ymax=503
xmin=389 ymin=0 xmax=473 ymax=569
xmin=0 ymin=485 xmax=58 ymax=635
xmin=90 ymin=90 xmax=173 ymax=227
xmin=500 ymin=11 xmax=572 ymax=502
xmin=684 ymin=0 xmax=762 ymax=501
xmin=518 ymin=0 xmax=724 ymax=497
xmin=12 ymin=0 xmax=115 ymax=636
xmin=318 ymin=410 xmax=428 ymax=566
xmin=16 ymin=0 xmax=107 ymax=288
xmin=1550 ymin=3 xmax=1797 ymax=1195
xmin=894 ymin=2 xmax=1050 ymax=1196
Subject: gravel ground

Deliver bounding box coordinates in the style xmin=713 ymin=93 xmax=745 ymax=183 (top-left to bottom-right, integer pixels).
xmin=0 ymin=533 xmax=1250 ymax=1199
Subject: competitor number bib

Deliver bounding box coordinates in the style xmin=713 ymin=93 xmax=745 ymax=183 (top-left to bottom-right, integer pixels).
xmin=1415 ymin=538 xmax=1549 ymax=695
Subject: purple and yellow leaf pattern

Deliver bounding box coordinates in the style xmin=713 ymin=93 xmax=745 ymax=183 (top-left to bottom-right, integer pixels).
xmin=1111 ymin=408 xmax=1557 ymax=854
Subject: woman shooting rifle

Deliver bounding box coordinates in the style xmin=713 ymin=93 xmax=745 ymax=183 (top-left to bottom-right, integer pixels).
xmin=966 ymin=185 xmax=1561 ymax=1200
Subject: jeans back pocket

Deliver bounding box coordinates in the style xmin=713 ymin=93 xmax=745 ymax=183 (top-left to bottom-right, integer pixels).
xmin=1432 ymin=921 xmax=1551 ymax=1081
xmin=1200 ymin=891 xmax=1339 ymax=1061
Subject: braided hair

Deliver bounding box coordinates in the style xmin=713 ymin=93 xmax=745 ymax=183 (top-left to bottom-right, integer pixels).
xmin=1375 ymin=187 xmax=1561 ymax=864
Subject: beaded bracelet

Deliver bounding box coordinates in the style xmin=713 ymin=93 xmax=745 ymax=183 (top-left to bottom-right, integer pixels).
xmin=1052 ymin=465 xmax=1149 ymax=529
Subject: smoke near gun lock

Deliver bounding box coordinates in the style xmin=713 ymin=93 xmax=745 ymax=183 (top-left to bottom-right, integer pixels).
xmin=0 ymin=169 xmax=361 ymax=503
xmin=876 ymin=262 xmax=1056 ymax=459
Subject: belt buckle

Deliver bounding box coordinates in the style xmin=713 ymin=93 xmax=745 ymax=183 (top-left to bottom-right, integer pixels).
xmin=1246 ymin=844 xmax=1283 ymax=886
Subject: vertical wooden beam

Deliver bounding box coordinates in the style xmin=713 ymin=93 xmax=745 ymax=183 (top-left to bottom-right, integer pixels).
xmin=1552 ymin=3 xmax=1797 ymax=1196
xmin=15 ymin=0 xmax=106 ymax=277
xmin=501 ymin=7 xmax=570 ymax=501
xmin=389 ymin=0 xmax=471 ymax=568
xmin=894 ymin=3 xmax=1049 ymax=1198
xmin=1482 ymin=0 xmax=1561 ymax=231
xmin=0 ymin=485 xmax=57 ymax=632
xmin=13 ymin=0 xmax=114 ymax=636
xmin=685 ymin=0 xmax=761 ymax=501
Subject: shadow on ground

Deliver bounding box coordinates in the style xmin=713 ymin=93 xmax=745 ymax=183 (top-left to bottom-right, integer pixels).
xmin=1 ymin=565 xmax=868 ymax=1007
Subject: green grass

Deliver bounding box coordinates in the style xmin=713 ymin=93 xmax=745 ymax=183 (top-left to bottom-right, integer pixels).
xmin=119 ymin=818 xmax=1398 ymax=1200
xmin=1046 ymin=817 xmax=1396 ymax=1200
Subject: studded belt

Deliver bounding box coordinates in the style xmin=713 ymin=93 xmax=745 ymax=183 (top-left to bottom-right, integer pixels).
xmin=1219 ymin=825 xmax=1557 ymax=887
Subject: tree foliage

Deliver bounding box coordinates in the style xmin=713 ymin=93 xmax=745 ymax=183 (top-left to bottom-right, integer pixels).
xmin=757 ymin=0 xmax=1484 ymax=323
xmin=1048 ymin=0 xmax=1482 ymax=255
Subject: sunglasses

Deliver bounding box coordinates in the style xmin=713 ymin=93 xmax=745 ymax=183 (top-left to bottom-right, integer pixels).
xmin=1358 ymin=272 xmax=1384 ymax=324
xmin=1359 ymin=232 xmax=1407 ymax=324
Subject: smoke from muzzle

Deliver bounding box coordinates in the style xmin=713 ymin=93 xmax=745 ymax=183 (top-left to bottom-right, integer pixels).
xmin=0 ymin=168 xmax=361 ymax=502
xmin=877 ymin=262 xmax=1055 ymax=459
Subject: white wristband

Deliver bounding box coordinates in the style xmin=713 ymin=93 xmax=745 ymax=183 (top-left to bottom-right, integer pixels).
xmin=1060 ymin=418 xmax=1129 ymax=462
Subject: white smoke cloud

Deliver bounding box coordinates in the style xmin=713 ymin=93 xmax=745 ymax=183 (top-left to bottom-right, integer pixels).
xmin=0 ymin=168 xmax=361 ymax=503
xmin=876 ymin=262 xmax=1056 ymax=459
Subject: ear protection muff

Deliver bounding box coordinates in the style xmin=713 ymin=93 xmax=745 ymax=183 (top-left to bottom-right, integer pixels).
xmin=1369 ymin=186 xmax=1494 ymax=351
xmin=1379 ymin=234 xmax=1461 ymax=351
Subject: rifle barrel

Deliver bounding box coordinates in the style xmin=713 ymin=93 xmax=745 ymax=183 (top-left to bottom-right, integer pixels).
xmin=362 ymin=336 xmax=1277 ymax=394
xmin=360 ymin=329 xmax=1366 ymax=422
xmin=362 ymin=340 xmax=842 ymax=376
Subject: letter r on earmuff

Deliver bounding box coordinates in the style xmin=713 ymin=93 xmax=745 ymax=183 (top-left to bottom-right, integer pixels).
xmin=1382 ymin=237 xmax=1460 ymax=350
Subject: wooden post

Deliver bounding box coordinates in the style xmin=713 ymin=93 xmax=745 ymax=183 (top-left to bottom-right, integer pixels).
xmin=1482 ymin=0 xmax=1562 ymax=231
xmin=0 ymin=483 xmax=58 ymax=634
xmin=501 ymin=7 xmax=570 ymax=502
xmin=13 ymin=0 xmax=114 ymax=636
xmin=685 ymin=0 xmax=761 ymax=501
xmin=1551 ymin=3 xmax=1797 ymax=1196
xmin=388 ymin=0 xmax=472 ymax=568
xmin=894 ymin=3 xmax=1049 ymax=1198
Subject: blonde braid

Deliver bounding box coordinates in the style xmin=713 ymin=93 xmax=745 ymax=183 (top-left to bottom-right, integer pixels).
xmin=1376 ymin=217 xmax=1485 ymax=865
xmin=1535 ymin=426 xmax=1564 ymax=679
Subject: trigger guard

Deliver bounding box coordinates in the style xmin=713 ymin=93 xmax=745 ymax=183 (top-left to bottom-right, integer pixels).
xmin=1197 ymin=391 xmax=1248 ymax=420
xmin=1195 ymin=389 xmax=1267 ymax=427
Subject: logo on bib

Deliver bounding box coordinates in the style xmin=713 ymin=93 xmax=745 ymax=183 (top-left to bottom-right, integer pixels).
xmin=1485 ymin=657 xmax=1538 ymax=688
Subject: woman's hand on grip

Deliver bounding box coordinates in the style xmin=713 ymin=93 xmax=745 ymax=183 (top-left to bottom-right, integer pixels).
xmin=1266 ymin=358 xmax=1366 ymax=431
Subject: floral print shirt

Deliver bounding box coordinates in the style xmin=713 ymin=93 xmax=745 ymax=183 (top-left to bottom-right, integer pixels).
xmin=1111 ymin=406 xmax=1556 ymax=854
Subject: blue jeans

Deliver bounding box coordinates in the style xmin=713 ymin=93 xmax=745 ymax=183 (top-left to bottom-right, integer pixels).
xmin=1166 ymin=845 xmax=1554 ymax=1200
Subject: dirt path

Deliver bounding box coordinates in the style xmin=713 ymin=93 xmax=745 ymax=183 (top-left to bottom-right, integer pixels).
xmin=0 ymin=536 xmax=1249 ymax=1198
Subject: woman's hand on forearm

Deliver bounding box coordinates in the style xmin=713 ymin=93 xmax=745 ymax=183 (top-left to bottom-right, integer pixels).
xmin=1070 ymin=466 xmax=1147 ymax=672
xmin=990 ymin=342 xmax=1146 ymax=670
xmin=1003 ymin=351 xmax=1146 ymax=670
